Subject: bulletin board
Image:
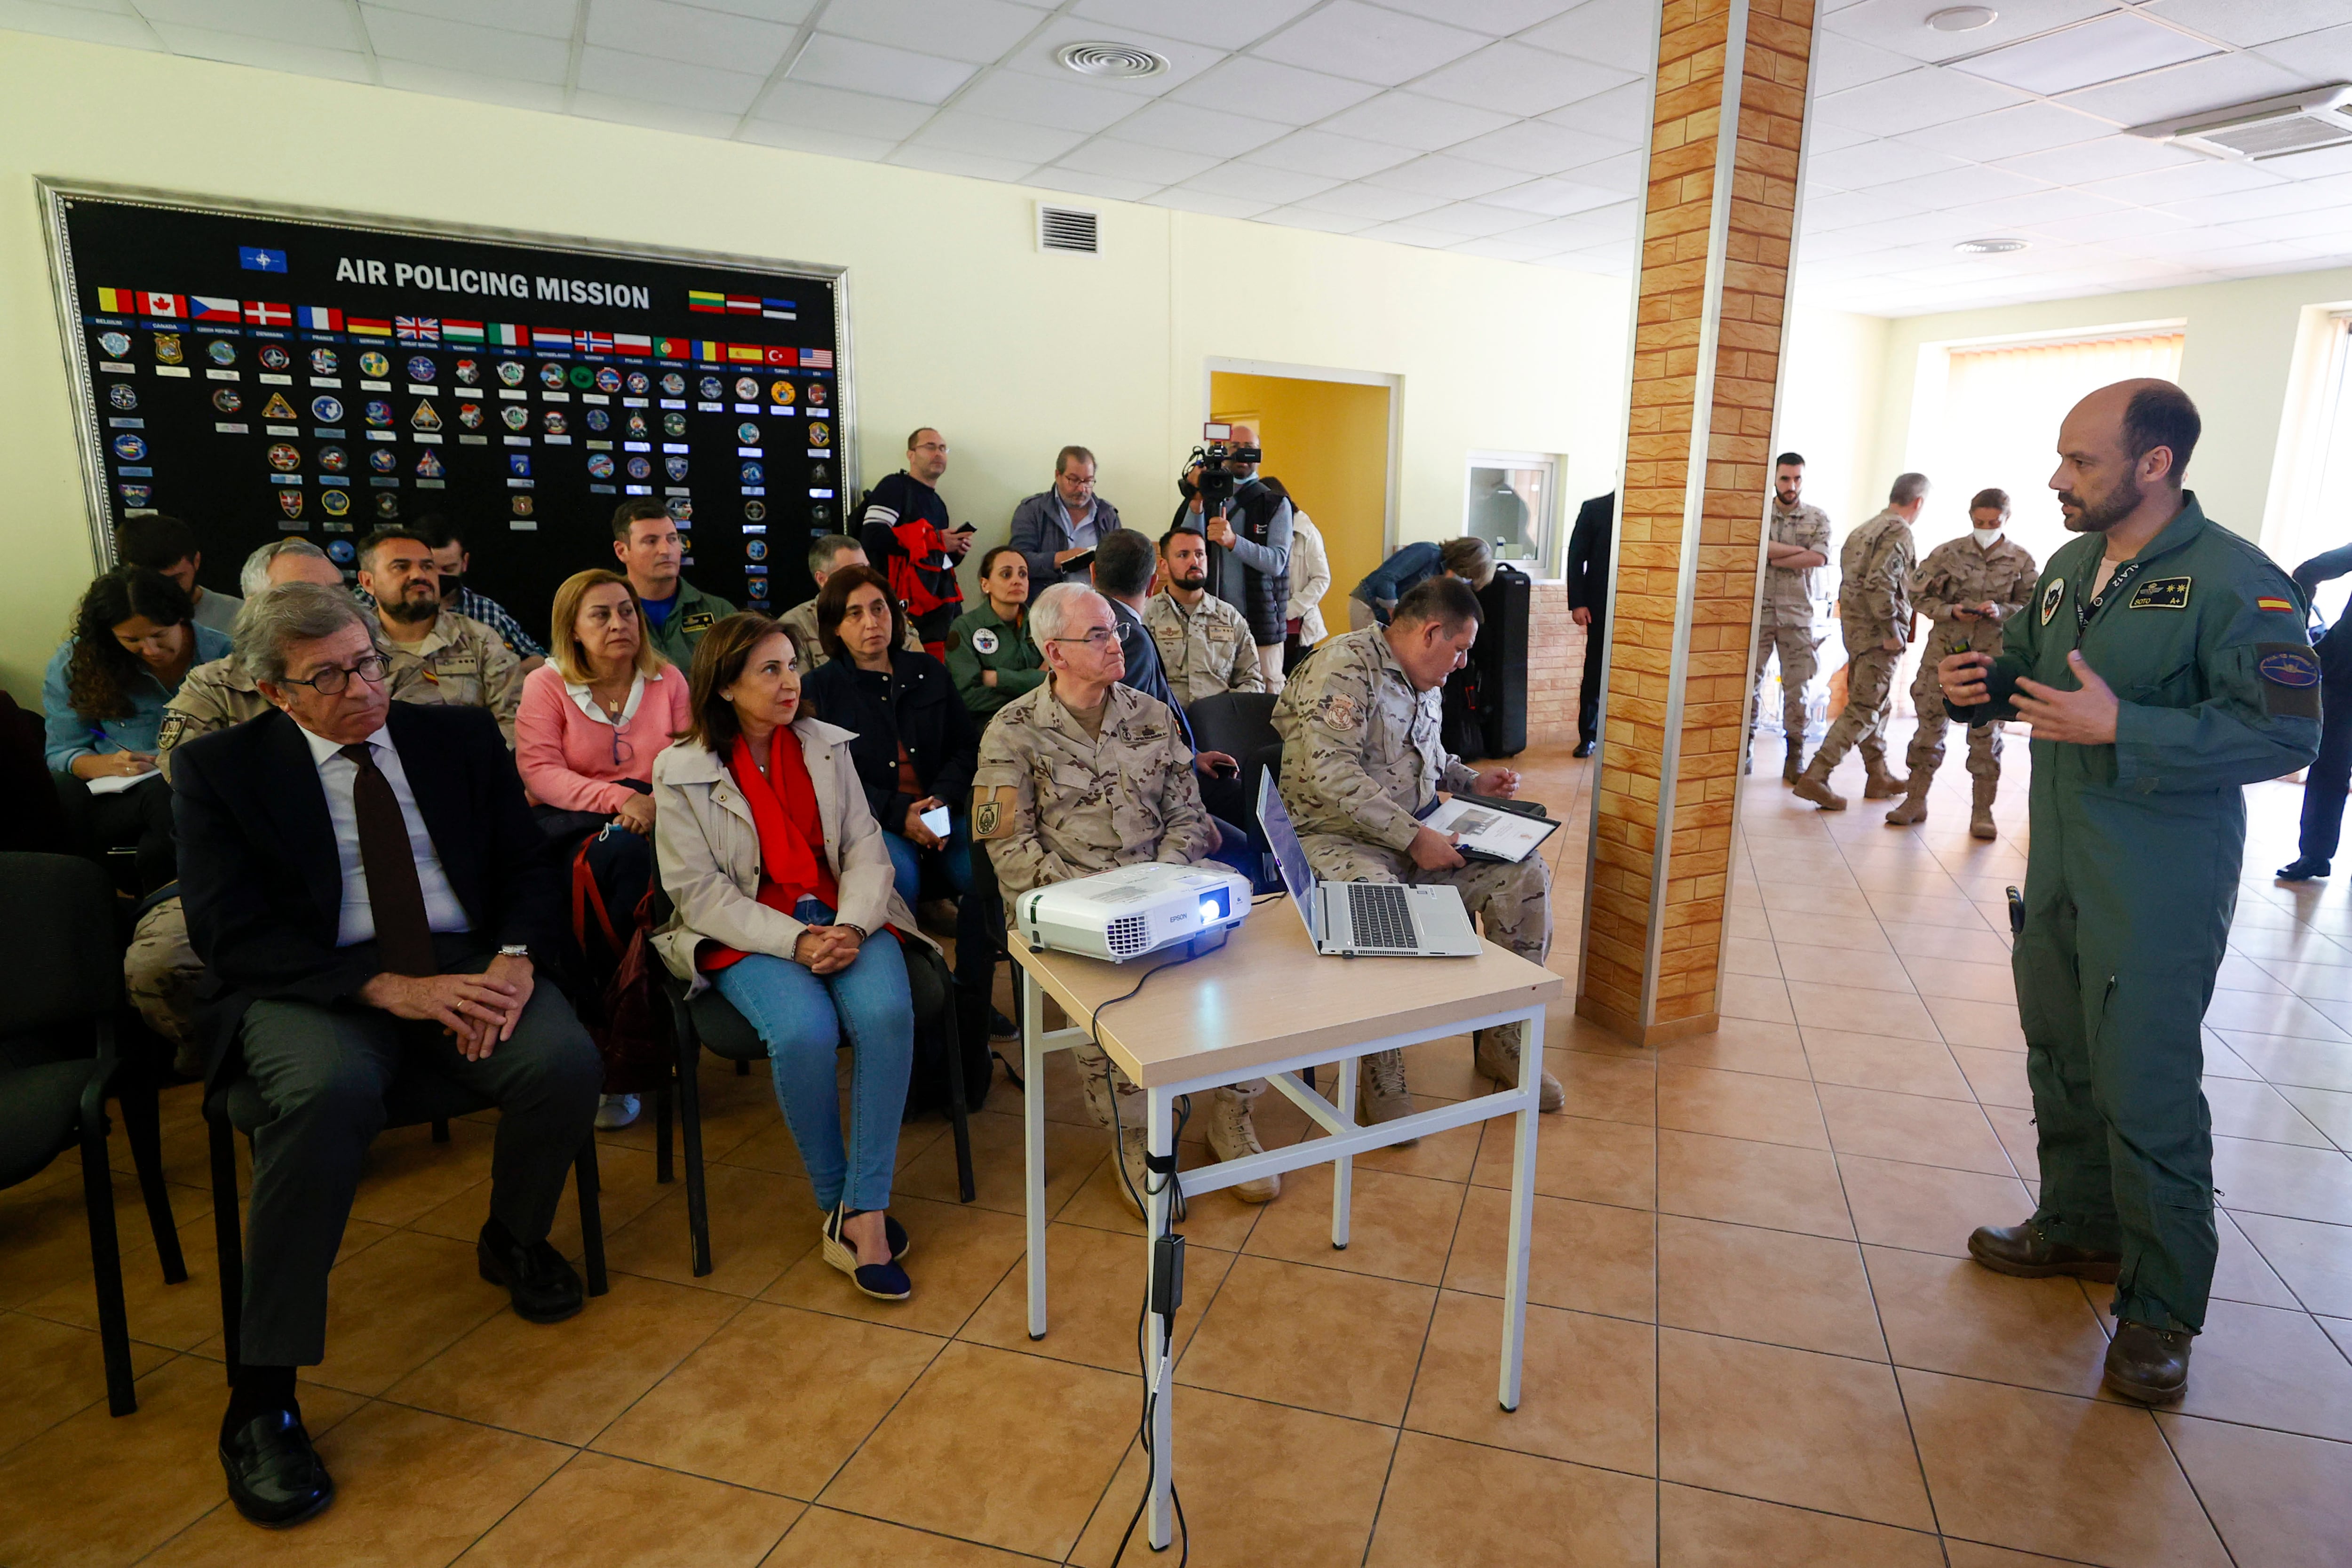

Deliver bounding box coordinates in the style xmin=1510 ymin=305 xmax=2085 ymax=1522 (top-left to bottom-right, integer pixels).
xmin=40 ymin=181 xmax=856 ymax=630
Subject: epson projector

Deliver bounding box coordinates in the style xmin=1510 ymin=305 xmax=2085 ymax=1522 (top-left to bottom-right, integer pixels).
xmin=1015 ymin=863 xmax=1253 ymax=963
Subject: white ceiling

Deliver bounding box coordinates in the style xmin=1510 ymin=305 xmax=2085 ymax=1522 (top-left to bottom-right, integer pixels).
xmin=7 ymin=0 xmax=2352 ymax=316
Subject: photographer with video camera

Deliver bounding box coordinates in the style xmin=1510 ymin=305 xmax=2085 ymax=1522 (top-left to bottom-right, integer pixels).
xmin=1172 ymin=422 xmax=1293 ymax=694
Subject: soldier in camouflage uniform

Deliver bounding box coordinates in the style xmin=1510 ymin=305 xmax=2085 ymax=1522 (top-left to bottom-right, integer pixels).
xmin=1794 ymin=474 xmax=1928 ymax=812
xmin=1145 ymin=527 xmax=1266 ymax=705
xmin=358 ymin=524 xmax=524 ymax=741
xmin=971 ymin=583 xmax=1280 ymax=1208
xmin=1753 ymin=454 xmax=1834 ymax=781
xmin=1885 ymin=488 xmax=2038 ymax=837
xmin=1273 ymin=576 xmax=1561 ymax=1133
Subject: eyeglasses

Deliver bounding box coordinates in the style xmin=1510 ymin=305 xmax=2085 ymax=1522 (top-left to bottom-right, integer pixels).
xmin=278 ymin=653 xmax=390 ymax=695
xmin=1049 ymin=629 xmax=1118 ymax=650
xmin=914 ymin=441 xmax=950 ymax=454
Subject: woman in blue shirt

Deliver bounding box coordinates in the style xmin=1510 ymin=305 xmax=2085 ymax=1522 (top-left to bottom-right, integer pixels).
xmin=43 ymin=566 xmax=230 ymax=891
xmin=1347 ymin=536 xmax=1495 ymax=629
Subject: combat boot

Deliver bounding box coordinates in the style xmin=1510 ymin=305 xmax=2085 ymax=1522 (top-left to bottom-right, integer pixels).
xmin=1205 ymin=1083 xmax=1279 ymax=1203
xmin=1782 ymin=738 xmax=1804 ymax=785
xmin=1967 ymin=1220 xmax=2120 ymax=1282
xmin=1473 ymin=1026 xmax=1563 ymax=1112
xmin=1883 ymin=768 xmax=1932 ymax=827
xmin=1358 ymin=1050 xmax=1418 ymax=1147
xmin=1970 ymin=776 xmax=1999 ymax=840
xmin=2105 ymin=1321 xmax=2193 ymax=1404
xmin=1862 ymin=760 xmax=1908 ymax=800
xmin=1789 ymin=757 xmax=1847 ymax=812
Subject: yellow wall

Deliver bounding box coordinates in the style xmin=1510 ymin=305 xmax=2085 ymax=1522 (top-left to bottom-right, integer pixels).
xmin=1208 ymin=373 xmax=1391 ymax=636
xmin=0 ymin=28 xmax=1629 ymax=696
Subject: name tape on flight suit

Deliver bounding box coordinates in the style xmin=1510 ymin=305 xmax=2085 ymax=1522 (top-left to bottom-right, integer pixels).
xmin=2126 ymin=576 xmax=2191 ymax=610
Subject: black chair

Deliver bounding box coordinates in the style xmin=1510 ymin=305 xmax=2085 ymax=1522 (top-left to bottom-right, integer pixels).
xmin=0 ymin=853 xmax=186 ymax=1416
xmin=658 ymin=938 xmax=976 ymax=1278
xmin=204 ymin=1065 xmax=609 ymax=1377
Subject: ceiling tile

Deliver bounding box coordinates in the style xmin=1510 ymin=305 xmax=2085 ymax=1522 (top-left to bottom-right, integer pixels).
xmin=884 ymin=144 xmax=1041 ymax=182
xmin=569 ymin=89 xmax=746 ymax=139
xmin=1942 ymin=185 xmax=2128 ymax=228
xmin=1801 ymin=186 xmax=1934 ymax=230
xmin=577 ymin=45 xmax=767 ymax=112
xmin=1406 ymin=201 xmax=1544 ymax=238
xmin=1806 ymin=122 xmax=1877 ymax=154
xmin=1892 ymin=100 xmax=2115 ymax=161
xmin=1809 ymin=31 xmax=1920 ymax=95
xmin=1254 ymin=1 xmax=1488 ymax=88
xmin=681 ymin=0 xmax=819 ymax=20
xmin=1865 ymin=162 xmax=2050 ymax=207
xmin=1354 ymin=220 xmax=1459 ymax=247
xmin=1178 ymin=162 xmax=1342 ymax=205
xmin=360 ymin=7 xmax=572 ymax=80
xmin=363 ymin=0 xmax=580 ymax=35
xmin=1516 ymin=0 xmax=1656 ymax=73
xmin=137 ymin=0 xmax=363 ymax=48
xmin=585 ymin=0 xmax=795 ymax=73
xmin=2055 ymin=49 xmax=2307 ymax=126
xmin=1956 ymin=11 xmax=2220 ymax=97
xmin=141 ymin=23 xmax=373 ymax=80
xmin=1289 ymin=182 xmax=1450 ymax=220
xmin=748 ymin=80 xmax=936 ymax=137
xmin=0 ymin=0 xmax=160 ymax=50
xmin=1030 ymin=167 xmax=1160 ymax=202
xmin=2256 ymin=137 xmax=2352 ymax=178
xmin=1167 ymin=56 xmax=1383 ymax=123
xmin=1446 ymin=118 xmax=1637 ymax=174
xmin=1068 ymin=0 xmax=1317 ymax=52
xmin=2250 ymin=22 xmax=2352 ymax=83
xmin=2018 ymin=204 xmax=2196 ymax=242
xmin=1813 ymin=65 xmax=2030 ymax=136
xmin=997 ymin=14 xmax=1230 ymax=96
xmin=1450 ymin=235 xmax=1556 ymax=261
xmin=2158 ymin=174 xmax=2352 ymax=223
xmin=1993 ymin=133 xmax=2201 ymax=185
xmin=736 ymin=119 xmax=903 ymax=159
xmin=1316 ymin=90 xmax=1519 ymax=151
xmin=904 ymin=110 xmax=1090 ymax=163
xmin=1479 ymin=175 xmax=1625 ymax=215
xmin=1823 ymin=0 xmax=2113 ymax=66
xmin=1413 ymin=40 xmax=1636 ymax=118
xmin=2146 ymin=0 xmax=2346 ymax=48
xmin=1379 ymin=0 xmax=1584 ymax=39
xmin=790 ymin=32 xmax=979 ymax=103
xmin=1539 ymin=78 xmax=1651 ymax=139
xmin=1106 ymin=99 xmax=1292 ymax=157
xmin=952 ymin=67 xmax=1146 ymax=132
xmin=1804 ymin=137 xmax=1967 ymax=190
xmin=2224 ymin=205 xmax=2352 ymax=242
xmin=818 ymin=0 xmax=1043 ymax=65
xmin=1254 ymin=204 xmax=1380 ymax=234
xmin=2079 ymin=156 xmax=2287 ymax=205
xmin=1054 ymin=136 xmax=1221 ymax=183
xmin=1243 ymin=129 xmax=1415 ymax=180
xmin=1493 ymin=205 xmax=1633 ymax=248
xmin=375 ymin=56 xmax=567 ymax=111
xmin=1145 ymin=187 xmax=1277 ymax=219
xmin=1363 ymin=151 xmax=1532 ymax=199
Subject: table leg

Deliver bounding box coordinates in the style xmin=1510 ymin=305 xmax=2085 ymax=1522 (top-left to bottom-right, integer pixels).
xmin=1499 ymin=1007 xmax=1542 ymax=1413
xmin=1024 ymin=967 xmax=1048 ymax=1340
xmin=1146 ymin=1086 xmax=1175 ymax=1552
xmin=1332 ymin=1055 xmax=1358 ymax=1251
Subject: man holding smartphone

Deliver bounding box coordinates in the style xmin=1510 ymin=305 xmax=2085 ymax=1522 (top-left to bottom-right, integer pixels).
xmin=861 ymin=427 xmax=973 ymax=655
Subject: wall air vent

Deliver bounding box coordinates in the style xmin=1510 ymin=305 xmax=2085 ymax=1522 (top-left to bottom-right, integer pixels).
xmin=1037 ymin=204 xmax=1101 ymax=256
xmin=2130 ymin=86 xmax=2352 ymax=162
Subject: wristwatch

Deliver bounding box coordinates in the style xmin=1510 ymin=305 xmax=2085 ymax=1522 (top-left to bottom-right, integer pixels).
xmin=838 ymin=923 xmax=868 ymax=940
xmin=497 ymin=943 xmax=532 ymax=961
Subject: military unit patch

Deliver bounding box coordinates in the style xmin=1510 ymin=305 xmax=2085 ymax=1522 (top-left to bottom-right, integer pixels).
xmin=2258 ymin=643 xmax=2323 ymax=718
xmin=2039 ymin=579 xmax=2066 ymax=626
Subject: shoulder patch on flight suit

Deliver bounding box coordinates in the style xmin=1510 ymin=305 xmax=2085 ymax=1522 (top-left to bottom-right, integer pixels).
xmin=2257 ymin=596 xmax=2297 ymax=614
xmin=2039 ymin=579 xmax=2066 ymax=626
xmin=972 ymin=785 xmax=1018 ymax=840
xmin=2127 ymin=576 xmax=2191 ymax=610
xmin=2258 ymin=644 xmax=2322 ymax=719
xmin=971 ymin=627 xmax=999 ymax=655
xmin=682 ymin=611 xmax=716 ymax=633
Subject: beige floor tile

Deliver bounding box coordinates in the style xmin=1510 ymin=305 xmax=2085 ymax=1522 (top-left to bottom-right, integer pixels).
xmin=1549 ymin=1049 xmax=1658 ymax=1125
xmin=0 ymin=1311 xmax=178 ymax=1459
xmin=896 ymin=1108 xmax=1107 ymax=1218
xmin=2205 ymin=989 xmax=2349 ymax=1043
xmin=1177 ymin=1255 xmax=1434 ymax=1425
xmin=1657 ymin=1327 xmax=1933 ymax=1529
xmin=1761 ymin=882 xmax=1876 ymax=920
xmin=1655 ymin=1016 xmax=1810 ymax=1079
xmin=1942 ymin=1546 xmax=2102 ymax=1568
xmin=959 ymin=1222 xmax=1232 ymax=1375
xmin=2204 ymin=1075 xmax=2335 ymax=1148
xmin=1766 ymin=911 xmax=1897 ymax=952
xmin=1443 ymin=1185 xmax=1655 ymax=1322
xmin=1069 ymin=1389 xmax=1395 ymax=1568
xmin=1924 ymin=994 xmax=2028 ymax=1051
xmin=2161 ymin=1410 xmax=2352 ymax=1568
xmin=1241 ymin=1162 xmax=1462 ymax=1285
xmin=2212 ymin=1207 xmax=2303 ymax=1308
xmin=1777 ymin=943 xmax=1915 ymax=993
xmin=1866 ymin=890 xmax=2000 ymax=931
xmin=456 ymin=1450 xmax=801 ymax=1568
xmin=147 ymin=1400 xmax=569 ymax=1568
xmin=2219 ymin=1032 xmax=2352 ymax=1095
xmin=594 ymin=1301 xmax=943 ymax=1497
xmin=1983 ymin=1104 xmax=2042 ymax=1186
xmin=1788 ymin=984 xmax=1942 ymax=1042
xmin=2275 ymin=1082 xmax=2352 ymax=1146
xmin=763 ymin=1194 xmax=1026 ymax=1338
xmin=2230 ymin=1209 xmax=2352 ymax=1316
xmin=1840 ymin=1154 xmax=2032 ymax=1257
xmin=819 ymin=1342 xmax=1136 ymax=1560
xmin=1657 ymin=1484 xmax=1946 ymax=1567
xmin=0 ymin=1167 xmax=214 ymax=1313
xmin=1904 ymin=955 xmax=2016 ymax=1003
xmin=1801 ymin=1028 xmax=1973 ymax=1099
xmin=1400 ymin=1034 xmax=1486 ymax=1099
xmin=1880 ymin=919 xmax=2010 ymax=965
xmin=2172 ymin=1297 xmax=2352 ymax=1442
xmin=1900 ymin=1368 xmax=2229 ymax=1568
xmin=761 ymin=1509 xmax=1044 ymax=1567
xmin=1951 ymin=1043 xmax=2034 ymax=1107
xmin=1816 ymin=1083 xmax=2015 ymax=1175
xmin=1724 ymin=936 xmax=1780 ymax=977
xmin=1657 ymin=1215 xmax=1883 ymax=1360
xmin=602 ymin=1162 xmax=820 ymax=1298
xmin=1657 ymin=1063 xmax=1828 ymax=1149
xmin=1471 ymin=1113 xmax=1656 ymax=1210
xmin=1658 ymin=1130 xmax=1853 ymax=1240
xmin=1405 ymin=1290 xmax=1655 ymax=1474
xmin=1861 ymin=1245 xmax=2112 ymax=1399
xmin=1365 ymin=1432 xmax=1655 ymax=1568
xmin=302 ymin=1230 xmax=509 ymax=1396
xmin=1049 ymin=1139 xmax=1266 ymax=1254
xmin=339 ymin=1118 xmax=501 ymax=1229
xmin=2211 ymin=1135 xmax=2352 ymax=1226
xmin=15 ymin=1210 xmax=224 ymax=1354
xmin=1720 ymin=972 xmax=1796 ymax=1025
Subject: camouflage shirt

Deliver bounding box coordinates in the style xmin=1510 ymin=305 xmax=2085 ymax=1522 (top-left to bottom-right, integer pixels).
xmin=1837 ymin=507 xmax=1918 ymax=646
xmin=970 ymin=677 xmax=1212 ymax=897
xmin=1273 ymin=627 xmax=1478 ymax=853
xmin=1763 ymin=500 xmax=1833 ymax=629
xmin=1144 ymin=590 xmax=1265 ymax=704
xmin=381 ymin=608 xmax=524 ymax=742
xmin=1909 ymin=532 xmax=2040 ymax=659
xmin=155 ymin=651 xmax=442 ymax=782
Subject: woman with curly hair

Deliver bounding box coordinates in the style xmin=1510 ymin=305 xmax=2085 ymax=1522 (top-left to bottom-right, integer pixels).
xmin=42 ymin=564 xmax=230 ymax=891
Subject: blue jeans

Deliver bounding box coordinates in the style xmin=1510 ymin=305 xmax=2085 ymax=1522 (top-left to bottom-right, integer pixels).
xmin=886 ymin=814 xmax=994 ymax=992
xmin=714 ymin=932 xmax=914 ymax=1214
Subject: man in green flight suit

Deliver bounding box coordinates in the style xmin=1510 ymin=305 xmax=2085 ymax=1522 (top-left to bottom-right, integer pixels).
xmin=1939 ymin=380 xmax=2320 ymax=1405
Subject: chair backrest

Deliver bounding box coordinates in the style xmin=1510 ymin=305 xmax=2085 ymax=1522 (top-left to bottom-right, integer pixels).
xmin=0 ymin=853 xmax=120 ymax=1034
xmin=1185 ymin=691 xmax=1279 ymax=765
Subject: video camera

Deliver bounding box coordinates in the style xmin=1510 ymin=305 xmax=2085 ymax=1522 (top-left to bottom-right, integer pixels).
xmin=1184 ymin=422 xmax=1262 ymax=514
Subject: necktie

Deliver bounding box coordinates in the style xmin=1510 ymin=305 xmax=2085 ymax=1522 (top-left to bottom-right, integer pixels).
xmin=339 ymin=742 xmax=437 ymax=976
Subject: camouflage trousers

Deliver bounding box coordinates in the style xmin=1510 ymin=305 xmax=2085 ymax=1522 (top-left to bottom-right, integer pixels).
xmin=1812 ymin=643 xmax=1899 ymax=773
xmin=1298 ymin=831 xmax=1552 ymax=1063
xmin=125 ymin=896 xmax=205 ymax=1075
xmin=1750 ymin=621 xmax=1820 ymax=741
xmin=1905 ymin=653 xmax=2004 ymax=782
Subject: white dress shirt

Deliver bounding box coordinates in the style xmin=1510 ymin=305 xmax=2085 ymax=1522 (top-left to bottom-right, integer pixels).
xmin=300 ymin=723 xmax=472 ymax=946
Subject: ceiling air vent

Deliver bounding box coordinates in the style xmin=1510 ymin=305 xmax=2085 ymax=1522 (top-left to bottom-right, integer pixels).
xmin=1037 ymin=203 xmax=1101 ymax=256
xmin=2130 ymin=86 xmax=2352 ymax=162
xmin=1055 ymin=41 xmax=1168 ymax=80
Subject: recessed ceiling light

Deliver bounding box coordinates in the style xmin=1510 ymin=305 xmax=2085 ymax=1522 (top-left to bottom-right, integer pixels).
xmin=1955 ymin=237 xmax=2029 ymax=254
xmin=1927 ymin=6 xmax=1997 ymax=31
xmin=1055 ymin=41 xmax=1169 ymax=80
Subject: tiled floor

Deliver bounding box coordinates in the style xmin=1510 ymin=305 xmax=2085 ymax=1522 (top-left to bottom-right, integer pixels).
xmin=6 ymin=724 xmax=2352 ymax=1566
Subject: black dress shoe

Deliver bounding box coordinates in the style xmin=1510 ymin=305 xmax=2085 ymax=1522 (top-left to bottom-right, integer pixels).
xmin=221 ymin=1409 xmax=334 ymax=1528
xmin=1572 ymin=740 xmax=1595 ymax=759
xmin=1968 ymin=1220 xmax=2122 ymax=1283
xmin=2278 ymin=857 xmax=2331 ymax=882
xmin=2105 ymin=1319 xmax=2193 ymax=1403
xmin=477 ymin=1218 xmax=585 ymax=1323
xmin=989 ymin=1008 xmax=1019 ymax=1040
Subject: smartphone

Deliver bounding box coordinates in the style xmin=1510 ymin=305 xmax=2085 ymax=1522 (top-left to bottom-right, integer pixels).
xmin=953 ymin=522 xmax=976 ymax=533
xmin=1211 ymin=759 xmax=1239 ymax=779
xmin=1060 ymin=548 xmax=1096 ymax=574
xmin=921 ymin=804 xmax=952 ymax=839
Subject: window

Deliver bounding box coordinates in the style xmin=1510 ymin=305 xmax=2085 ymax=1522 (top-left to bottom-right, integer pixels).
xmin=2268 ymin=310 xmax=2352 ymax=617
xmin=1464 ymin=452 xmax=1559 ymax=576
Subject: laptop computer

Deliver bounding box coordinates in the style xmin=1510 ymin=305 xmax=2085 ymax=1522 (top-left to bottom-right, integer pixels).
xmin=1257 ymin=772 xmax=1482 ymax=958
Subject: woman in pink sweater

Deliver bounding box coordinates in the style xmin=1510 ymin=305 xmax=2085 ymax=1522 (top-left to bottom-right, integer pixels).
xmin=516 ymin=568 xmax=691 ymax=1127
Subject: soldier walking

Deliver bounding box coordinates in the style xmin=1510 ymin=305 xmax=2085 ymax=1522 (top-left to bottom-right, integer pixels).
xmin=1792 ymin=473 xmax=1927 ymax=811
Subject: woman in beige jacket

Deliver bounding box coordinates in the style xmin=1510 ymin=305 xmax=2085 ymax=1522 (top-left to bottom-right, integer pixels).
xmin=653 ymin=613 xmax=925 ymax=1301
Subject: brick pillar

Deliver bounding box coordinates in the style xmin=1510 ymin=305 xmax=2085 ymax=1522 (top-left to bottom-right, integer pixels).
xmin=1577 ymin=0 xmax=1815 ymax=1045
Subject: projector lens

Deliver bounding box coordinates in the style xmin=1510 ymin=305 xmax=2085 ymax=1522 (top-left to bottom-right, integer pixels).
xmin=1199 ymin=889 xmax=1229 ymax=921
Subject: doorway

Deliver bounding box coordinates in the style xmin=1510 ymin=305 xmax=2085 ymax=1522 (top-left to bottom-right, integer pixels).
xmin=1207 ymin=366 xmax=1396 ymax=645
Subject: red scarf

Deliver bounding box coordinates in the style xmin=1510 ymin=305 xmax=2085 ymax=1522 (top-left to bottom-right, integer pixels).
xmin=698 ymin=725 xmax=837 ymax=973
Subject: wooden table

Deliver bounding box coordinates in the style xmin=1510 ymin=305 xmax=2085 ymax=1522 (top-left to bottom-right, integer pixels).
xmin=1012 ymin=898 xmax=1562 ymax=1552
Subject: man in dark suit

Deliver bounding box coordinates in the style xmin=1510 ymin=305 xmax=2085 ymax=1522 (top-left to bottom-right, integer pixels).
xmin=1565 ymin=492 xmax=1615 ymax=758
xmin=173 ymin=583 xmax=600 ymax=1528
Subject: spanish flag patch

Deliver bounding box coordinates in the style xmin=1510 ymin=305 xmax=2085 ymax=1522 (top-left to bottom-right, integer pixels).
xmin=2257 ymin=597 xmax=2296 ymax=613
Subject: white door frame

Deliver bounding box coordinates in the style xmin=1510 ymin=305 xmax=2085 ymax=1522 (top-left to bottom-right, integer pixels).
xmin=1200 ymin=358 xmax=1403 ymax=555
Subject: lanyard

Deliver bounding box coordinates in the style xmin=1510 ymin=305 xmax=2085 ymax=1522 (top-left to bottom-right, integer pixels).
xmin=2075 ymin=555 xmax=2151 ymax=633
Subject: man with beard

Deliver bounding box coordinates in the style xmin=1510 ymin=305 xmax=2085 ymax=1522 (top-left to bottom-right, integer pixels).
xmin=1146 ymin=525 xmax=1266 ymax=704
xmin=1939 ymin=380 xmax=2318 ymax=1405
xmin=355 ymin=525 xmax=524 ymax=742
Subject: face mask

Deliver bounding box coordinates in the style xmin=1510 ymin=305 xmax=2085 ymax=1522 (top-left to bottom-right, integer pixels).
xmin=1971 ymin=529 xmax=2002 ymax=548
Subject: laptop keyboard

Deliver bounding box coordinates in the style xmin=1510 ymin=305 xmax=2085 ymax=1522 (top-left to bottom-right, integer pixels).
xmin=1345 ymin=882 xmax=1416 ymax=950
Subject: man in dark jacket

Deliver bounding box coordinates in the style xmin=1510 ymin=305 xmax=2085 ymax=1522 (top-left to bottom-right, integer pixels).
xmin=1008 ymin=445 xmax=1125 ymax=590
xmin=1173 ymin=423 xmax=1291 ymax=692
xmin=2276 ymin=539 xmax=2352 ymax=882
xmin=1565 ymin=492 xmax=1614 ymax=758
xmin=860 ymin=427 xmax=973 ymax=652
xmin=173 ymin=584 xmax=598 ymax=1528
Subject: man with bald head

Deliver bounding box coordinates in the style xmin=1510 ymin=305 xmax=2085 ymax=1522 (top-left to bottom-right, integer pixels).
xmin=1939 ymin=379 xmax=2318 ymax=1405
